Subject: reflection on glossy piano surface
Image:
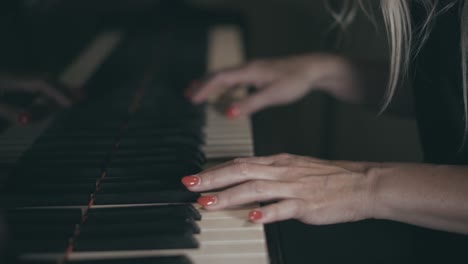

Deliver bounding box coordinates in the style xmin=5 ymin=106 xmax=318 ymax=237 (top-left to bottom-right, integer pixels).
xmin=0 ymin=1 xmax=281 ymax=263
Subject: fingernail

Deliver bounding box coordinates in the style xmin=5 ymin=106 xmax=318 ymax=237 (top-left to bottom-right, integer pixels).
xmin=17 ymin=112 xmax=30 ymax=125
xmin=248 ymin=210 xmax=263 ymax=222
xmin=181 ymin=175 xmax=200 ymax=187
xmin=197 ymin=195 xmax=217 ymax=207
xmin=225 ymin=105 xmax=241 ymax=119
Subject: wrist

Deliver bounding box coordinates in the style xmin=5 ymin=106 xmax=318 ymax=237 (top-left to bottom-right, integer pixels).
xmin=362 ymin=162 xmax=385 ymax=220
xmin=305 ymin=54 xmax=355 ymax=95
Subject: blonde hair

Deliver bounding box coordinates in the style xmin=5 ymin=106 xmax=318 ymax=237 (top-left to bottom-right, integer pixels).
xmin=328 ymin=0 xmax=468 ymax=147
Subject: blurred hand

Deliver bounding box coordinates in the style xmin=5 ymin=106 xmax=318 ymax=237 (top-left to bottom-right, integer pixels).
xmin=186 ymin=54 xmax=347 ymax=117
xmin=0 ymin=76 xmax=76 ymax=125
xmin=182 ymin=153 xmax=377 ymax=224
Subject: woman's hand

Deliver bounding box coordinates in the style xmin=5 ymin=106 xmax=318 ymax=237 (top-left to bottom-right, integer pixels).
xmin=186 ymin=54 xmax=353 ymax=118
xmin=182 ymin=153 xmax=378 ymax=224
xmin=0 ymin=76 xmax=76 ymax=125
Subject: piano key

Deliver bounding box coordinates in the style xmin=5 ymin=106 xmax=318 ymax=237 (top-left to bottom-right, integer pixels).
xmin=74 ymin=231 xmax=198 ymax=251
xmin=16 ymin=183 xmax=97 ymax=193
xmin=3 ymin=193 xmax=92 ymax=207
xmin=64 ymin=256 xmax=193 ymax=264
xmin=6 ymin=208 xmax=83 ymax=224
xmin=79 ymin=222 xmax=199 ymax=238
xmin=97 ymin=181 xmax=184 ymax=193
xmin=15 ymin=260 xmax=60 ymax=264
xmin=93 ymin=190 xmax=199 ymax=205
xmin=9 ymin=224 xmax=77 ymax=240
xmin=10 ymin=239 xmax=69 ymax=254
xmin=12 ymin=168 xmax=104 ymax=179
xmin=105 ymin=165 xmax=201 ymax=177
xmin=86 ymin=205 xmax=201 ymax=222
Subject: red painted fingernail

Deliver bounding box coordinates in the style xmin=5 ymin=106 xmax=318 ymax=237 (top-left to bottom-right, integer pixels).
xmin=225 ymin=105 xmax=241 ymax=119
xmin=181 ymin=175 xmax=200 ymax=187
xmin=17 ymin=112 xmax=31 ymax=125
xmin=197 ymin=196 xmax=217 ymax=207
xmin=248 ymin=210 xmax=263 ymax=222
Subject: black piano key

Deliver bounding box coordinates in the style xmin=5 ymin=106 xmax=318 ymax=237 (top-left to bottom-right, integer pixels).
xmin=79 ymin=220 xmax=199 ymax=237
xmin=2 ymin=193 xmax=91 ymax=207
xmin=12 ymin=168 xmax=104 ymax=179
xmin=20 ymin=150 xmax=109 ymax=161
xmin=74 ymin=231 xmax=198 ymax=251
xmin=118 ymin=136 xmax=202 ymax=149
xmin=9 ymin=223 xmax=77 ymax=240
xmin=100 ymin=177 xmax=179 ymax=185
xmin=86 ymin=204 xmax=201 ymax=222
xmin=113 ymin=146 xmax=205 ymax=161
xmin=7 ymin=175 xmax=99 ymax=185
xmin=10 ymin=239 xmax=69 ymax=253
xmin=18 ymin=182 xmax=97 ymax=193
xmin=14 ymin=260 xmax=61 ymax=264
xmin=6 ymin=208 xmax=83 ymax=224
xmin=111 ymin=154 xmax=205 ymax=166
xmin=97 ymin=181 xmax=185 ymax=193
xmin=65 ymin=256 xmax=193 ymax=264
xmin=106 ymin=164 xmax=202 ymax=176
xmin=106 ymin=161 xmax=201 ymax=174
xmin=93 ymin=190 xmax=199 ymax=205
xmin=20 ymin=160 xmax=106 ymax=167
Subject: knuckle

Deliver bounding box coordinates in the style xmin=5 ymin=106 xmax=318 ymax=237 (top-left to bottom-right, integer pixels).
xmin=251 ymin=180 xmax=268 ymax=195
xmin=234 ymin=160 xmax=250 ymax=177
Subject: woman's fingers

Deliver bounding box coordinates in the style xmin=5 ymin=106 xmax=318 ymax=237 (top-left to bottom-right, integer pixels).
xmin=183 ymin=162 xmax=285 ymax=191
xmin=228 ymin=86 xmax=280 ymax=117
xmin=198 ymin=180 xmax=300 ymax=210
xmin=189 ymin=65 xmax=273 ymax=104
xmin=248 ymin=199 xmax=305 ymax=224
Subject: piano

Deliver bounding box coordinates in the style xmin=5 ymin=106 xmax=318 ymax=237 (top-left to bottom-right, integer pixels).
xmin=0 ymin=2 xmax=282 ymax=264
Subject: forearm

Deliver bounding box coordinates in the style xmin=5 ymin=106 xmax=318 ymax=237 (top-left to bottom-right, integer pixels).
xmin=369 ymin=163 xmax=468 ymax=234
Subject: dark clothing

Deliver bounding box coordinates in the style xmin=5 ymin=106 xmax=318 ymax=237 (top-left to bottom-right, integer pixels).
xmin=408 ymin=2 xmax=468 ymax=264
xmin=412 ymin=0 xmax=468 ymax=164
